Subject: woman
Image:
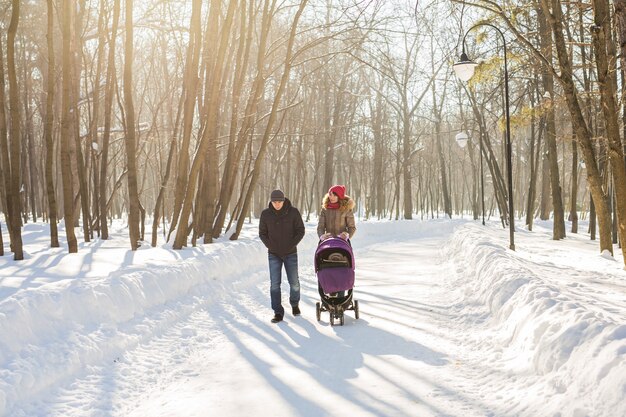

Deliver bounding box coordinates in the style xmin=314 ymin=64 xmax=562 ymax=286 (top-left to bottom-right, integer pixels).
xmin=317 ymin=184 xmax=356 ymax=241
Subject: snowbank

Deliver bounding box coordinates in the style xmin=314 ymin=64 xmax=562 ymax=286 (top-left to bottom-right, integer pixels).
xmin=444 ymin=222 xmax=626 ymax=417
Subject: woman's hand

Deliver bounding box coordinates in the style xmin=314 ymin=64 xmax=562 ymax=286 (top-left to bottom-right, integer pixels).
xmin=339 ymin=232 xmax=349 ymax=240
xmin=321 ymin=233 xmax=332 ymax=241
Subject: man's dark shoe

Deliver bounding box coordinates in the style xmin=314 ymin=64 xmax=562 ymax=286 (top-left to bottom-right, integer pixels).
xmin=292 ymin=306 xmax=301 ymax=316
xmin=271 ymin=314 xmax=283 ymax=323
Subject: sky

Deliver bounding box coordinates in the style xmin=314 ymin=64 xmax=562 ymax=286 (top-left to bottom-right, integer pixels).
xmin=0 ymin=216 xmax=625 ymax=417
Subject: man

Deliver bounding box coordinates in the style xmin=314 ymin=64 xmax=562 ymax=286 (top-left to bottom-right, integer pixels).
xmin=259 ymin=189 xmax=306 ymax=323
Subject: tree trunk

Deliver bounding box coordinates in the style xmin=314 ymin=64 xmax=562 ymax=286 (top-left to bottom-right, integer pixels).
xmin=74 ymin=116 xmax=91 ymax=242
xmin=539 ymin=151 xmax=551 ymax=220
xmin=538 ymin=4 xmax=566 ymax=239
xmin=570 ymin=140 xmax=579 ymax=233
xmin=590 ymin=0 xmax=626 ymax=263
xmin=6 ymin=0 xmax=24 ymax=260
xmin=0 ymin=17 xmax=14 ymax=255
xmin=99 ymin=0 xmax=121 ymax=240
xmin=61 ymin=0 xmax=77 ymax=253
xmin=526 ymin=86 xmax=544 ymax=230
xmin=402 ymin=112 xmax=413 ymax=219
xmin=123 ymin=0 xmax=141 ymax=250
xmin=432 ymin=79 xmax=451 ymax=218
xmin=90 ymin=0 xmax=108 ymax=238
xmin=617 ymin=0 xmax=626 ymax=101
xmin=68 ymin=0 xmax=90 ymax=241
xmin=370 ymin=91 xmax=385 ymax=218
xmin=22 ymin=49 xmax=37 ymax=223
xmin=570 ymin=3 xmax=593 ymax=235
xmin=589 ymin=194 xmax=597 ymax=240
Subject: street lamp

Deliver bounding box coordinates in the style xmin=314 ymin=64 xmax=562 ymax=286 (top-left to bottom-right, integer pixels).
xmin=456 ymin=131 xmax=485 ymax=225
xmin=455 ymin=131 xmax=468 ymax=148
xmin=454 ymin=23 xmax=515 ymax=251
xmin=453 ymin=52 xmax=478 ymax=82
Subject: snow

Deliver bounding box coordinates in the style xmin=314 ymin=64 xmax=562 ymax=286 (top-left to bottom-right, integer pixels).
xmin=0 ymin=218 xmax=625 ymax=417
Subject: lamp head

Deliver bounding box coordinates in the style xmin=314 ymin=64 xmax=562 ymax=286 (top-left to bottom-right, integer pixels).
xmin=455 ymin=131 xmax=469 ymax=148
xmin=453 ymin=52 xmax=478 ymax=82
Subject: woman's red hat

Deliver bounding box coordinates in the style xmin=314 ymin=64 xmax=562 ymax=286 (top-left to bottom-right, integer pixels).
xmin=328 ymin=184 xmax=346 ymax=199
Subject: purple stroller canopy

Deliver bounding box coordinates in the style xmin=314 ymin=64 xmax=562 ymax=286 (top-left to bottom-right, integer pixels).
xmin=314 ymin=237 xmax=355 ymax=271
xmin=315 ymin=237 xmax=355 ymax=293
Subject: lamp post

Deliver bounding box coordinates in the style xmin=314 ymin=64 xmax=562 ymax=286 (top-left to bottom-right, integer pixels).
xmin=456 ymin=131 xmax=485 ymax=225
xmin=453 ymin=23 xmax=515 ymax=250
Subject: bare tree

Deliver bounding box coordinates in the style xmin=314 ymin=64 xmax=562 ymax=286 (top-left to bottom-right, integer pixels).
xmin=6 ymin=0 xmax=24 ymax=260
xmin=590 ymin=0 xmax=626 ymax=261
xmin=44 ymin=0 xmax=59 ymax=248
xmin=99 ymin=0 xmax=121 ymax=240
xmin=537 ymin=3 xmax=566 ymax=239
xmin=60 ymin=0 xmax=78 ymax=253
xmin=539 ymin=0 xmax=613 ymax=253
xmin=211 ymin=0 xmax=255 ymax=239
xmin=123 ymin=0 xmax=142 ymax=250
xmin=172 ymin=0 xmax=239 ymax=249
xmin=0 ymin=20 xmax=10 ymax=257
xmin=230 ymin=0 xmax=309 ymax=240
xmin=167 ymin=0 xmax=203 ymax=243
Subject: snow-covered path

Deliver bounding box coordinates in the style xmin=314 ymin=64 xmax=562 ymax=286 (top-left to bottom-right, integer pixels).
xmin=2 ymin=220 xmax=625 ymax=417
xmin=20 ymin=229 xmax=464 ymax=416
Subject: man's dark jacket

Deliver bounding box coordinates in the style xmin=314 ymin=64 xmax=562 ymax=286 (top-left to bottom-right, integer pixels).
xmin=259 ymin=198 xmax=305 ymax=257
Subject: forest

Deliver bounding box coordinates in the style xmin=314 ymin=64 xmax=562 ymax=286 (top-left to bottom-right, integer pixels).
xmin=0 ymin=0 xmax=625 ymax=266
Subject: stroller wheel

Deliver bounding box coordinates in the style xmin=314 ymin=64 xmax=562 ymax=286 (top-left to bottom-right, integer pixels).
xmin=340 ymin=313 xmax=345 ymax=326
xmin=316 ymin=302 xmax=321 ymax=321
xmin=330 ymin=314 xmax=335 ymax=326
xmin=354 ymin=300 xmax=360 ymax=320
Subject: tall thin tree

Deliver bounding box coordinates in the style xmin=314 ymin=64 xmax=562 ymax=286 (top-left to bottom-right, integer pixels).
xmin=0 ymin=22 xmax=11 ymax=257
xmin=61 ymin=0 xmax=78 ymax=253
xmin=99 ymin=0 xmax=121 ymax=240
xmin=7 ymin=0 xmax=24 ymax=260
xmin=45 ymin=0 xmax=59 ymax=247
xmin=123 ymin=0 xmax=141 ymax=250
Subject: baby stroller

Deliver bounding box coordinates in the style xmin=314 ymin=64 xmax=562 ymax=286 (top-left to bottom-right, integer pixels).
xmin=314 ymin=237 xmax=360 ymax=326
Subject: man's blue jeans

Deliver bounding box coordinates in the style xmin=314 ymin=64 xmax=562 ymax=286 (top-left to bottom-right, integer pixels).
xmin=268 ymin=253 xmax=300 ymax=316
